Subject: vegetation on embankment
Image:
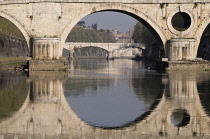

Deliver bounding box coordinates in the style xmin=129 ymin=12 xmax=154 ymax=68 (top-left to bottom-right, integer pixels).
xmin=0 ymin=57 xmax=28 ymax=71
xmin=0 ymin=71 xmax=28 ymax=121
xmin=132 ymin=22 xmax=158 ymax=45
xmin=66 ymin=26 xmax=116 ymax=43
xmin=0 ymin=17 xmax=24 ymax=39
xmin=132 ymin=22 xmax=166 ymax=57
xmin=0 ymin=17 xmax=29 ymax=59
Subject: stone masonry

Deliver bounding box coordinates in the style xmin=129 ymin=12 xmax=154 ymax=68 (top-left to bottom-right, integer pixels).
xmin=0 ymin=0 xmax=210 ymax=68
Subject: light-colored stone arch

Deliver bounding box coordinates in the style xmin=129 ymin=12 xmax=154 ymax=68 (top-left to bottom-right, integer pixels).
xmin=194 ymin=16 xmax=210 ymax=57
xmin=0 ymin=11 xmax=31 ymax=48
xmin=60 ymin=3 xmax=167 ymax=56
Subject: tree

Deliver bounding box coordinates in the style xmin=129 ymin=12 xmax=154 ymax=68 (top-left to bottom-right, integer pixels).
xmin=91 ymin=24 xmax=98 ymax=30
xmin=77 ymin=21 xmax=85 ymax=27
xmin=66 ymin=26 xmax=116 ymax=43
xmin=0 ymin=17 xmax=24 ymax=39
xmin=132 ymin=22 xmax=156 ymax=44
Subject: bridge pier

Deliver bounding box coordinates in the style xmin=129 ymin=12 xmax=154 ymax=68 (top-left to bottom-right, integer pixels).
xmin=30 ymin=38 xmax=67 ymax=71
xmin=69 ymin=49 xmax=75 ymax=60
xmin=157 ymin=39 xmax=210 ymax=70
xmin=32 ymin=38 xmax=61 ymax=60
xmin=107 ymin=51 xmax=113 ymax=59
xmin=168 ymin=39 xmax=196 ymax=61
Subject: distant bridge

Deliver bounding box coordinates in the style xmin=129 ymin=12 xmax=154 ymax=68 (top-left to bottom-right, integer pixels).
xmin=64 ymin=42 xmax=145 ymax=58
xmin=64 ymin=42 xmax=145 ymax=52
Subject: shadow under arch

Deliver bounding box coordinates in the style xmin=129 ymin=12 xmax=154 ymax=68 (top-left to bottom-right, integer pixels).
xmin=197 ymin=23 xmax=210 ymax=60
xmin=60 ymin=3 xmax=167 ymax=57
xmin=195 ymin=16 xmax=210 ymax=59
xmin=73 ymin=46 xmax=108 ymax=59
xmin=0 ymin=11 xmax=31 ymax=48
xmin=76 ymin=45 xmax=110 ymax=52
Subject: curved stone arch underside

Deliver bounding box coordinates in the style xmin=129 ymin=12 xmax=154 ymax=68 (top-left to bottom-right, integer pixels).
xmin=60 ymin=3 xmax=167 ymax=54
xmin=195 ymin=16 xmax=210 ymax=57
xmin=76 ymin=46 xmax=110 ymax=52
xmin=0 ymin=11 xmax=31 ymax=47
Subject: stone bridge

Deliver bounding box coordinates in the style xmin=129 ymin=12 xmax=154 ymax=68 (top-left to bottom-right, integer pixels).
xmin=0 ymin=71 xmax=210 ymax=138
xmin=64 ymin=42 xmax=144 ymax=52
xmin=1 ymin=0 xmax=210 ymax=68
xmin=64 ymin=42 xmax=144 ymax=58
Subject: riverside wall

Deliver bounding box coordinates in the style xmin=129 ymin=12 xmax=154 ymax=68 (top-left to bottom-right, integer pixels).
xmin=0 ymin=34 xmax=29 ymax=58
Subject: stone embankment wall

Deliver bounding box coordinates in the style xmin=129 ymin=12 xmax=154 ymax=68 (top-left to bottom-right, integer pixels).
xmin=0 ymin=34 xmax=29 ymax=58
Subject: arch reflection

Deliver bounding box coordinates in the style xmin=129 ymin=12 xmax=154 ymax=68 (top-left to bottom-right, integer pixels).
xmin=197 ymin=72 xmax=210 ymax=116
xmin=65 ymin=59 xmax=165 ymax=128
xmin=0 ymin=62 xmax=210 ymax=138
xmin=0 ymin=71 xmax=28 ymax=121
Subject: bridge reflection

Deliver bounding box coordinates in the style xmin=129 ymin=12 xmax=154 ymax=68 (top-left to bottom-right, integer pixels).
xmin=0 ymin=72 xmax=28 ymax=122
xmin=0 ymin=71 xmax=210 ymax=138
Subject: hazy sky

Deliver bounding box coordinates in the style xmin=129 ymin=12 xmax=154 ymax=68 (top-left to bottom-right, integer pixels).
xmin=81 ymin=11 xmax=138 ymax=33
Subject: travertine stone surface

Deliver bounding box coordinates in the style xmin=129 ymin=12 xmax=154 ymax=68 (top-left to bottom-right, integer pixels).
xmin=0 ymin=1 xmax=210 ymax=60
xmin=168 ymin=39 xmax=196 ymax=61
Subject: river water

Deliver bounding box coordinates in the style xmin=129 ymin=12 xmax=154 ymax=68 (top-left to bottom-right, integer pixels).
xmin=0 ymin=59 xmax=210 ymax=138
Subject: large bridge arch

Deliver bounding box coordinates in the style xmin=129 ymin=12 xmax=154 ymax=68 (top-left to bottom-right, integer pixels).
xmin=60 ymin=3 xmax=167 ymax=56
xmin=0 ymin=11 xmax=31 ymax=47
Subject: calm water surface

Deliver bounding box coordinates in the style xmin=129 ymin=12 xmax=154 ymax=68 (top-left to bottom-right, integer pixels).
xmin=0 ymin=59 xmax=210 ymax=138
xmin=65 ymin=59 xmax=163 ymax=128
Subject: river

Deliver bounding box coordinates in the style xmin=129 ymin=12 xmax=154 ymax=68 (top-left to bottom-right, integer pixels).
xmin=0 ymin=59 xmax=210 ymax=138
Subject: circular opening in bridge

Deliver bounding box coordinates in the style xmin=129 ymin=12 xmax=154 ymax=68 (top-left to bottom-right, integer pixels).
xmin=171 ymin=12 xmax=191 ymax=31
xmin=171 ymin=109 xmax=190 ymax=127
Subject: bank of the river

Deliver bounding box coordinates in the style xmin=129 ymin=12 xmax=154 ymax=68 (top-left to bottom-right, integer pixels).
xmin=156 ymin=59 xmax=210 ymax=71
xmin=0 ymin=57 xmax=28 ymax=71
xmin=2 ymin=57 xmax=210 ymax=71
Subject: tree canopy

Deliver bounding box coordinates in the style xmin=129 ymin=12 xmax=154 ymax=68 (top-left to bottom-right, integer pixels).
xmin=66 ymin=26 xmax=116 ymax=43
xmin=132 ymin=22 xmax=157 ymax=44
xmin=0 ymin=17 xmax=24 ymax=39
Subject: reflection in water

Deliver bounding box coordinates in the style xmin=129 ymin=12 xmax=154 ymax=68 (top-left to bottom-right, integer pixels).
xmin=65 ymin=59 xmax=164 ymax=128
xmin=29 ymin=71 xmax=67 ymax=103
xmin=197 ymin=72 xmax=210 ymax=116
xmin=171 ymin=110 xmax=190 ymax=127
xmin=0 ymin=60 xmax=210 ymax=138
xmin=0 ymin=71 xmax=28 ymax=121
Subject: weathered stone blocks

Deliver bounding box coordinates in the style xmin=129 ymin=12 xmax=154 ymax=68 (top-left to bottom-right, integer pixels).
xmin=29 ymin=59 xmax=68 ymax=71
xmin=33 ymin=38 xmax=61 ymax=60
xmin=168 ymin=39 xmax=196 ymax=61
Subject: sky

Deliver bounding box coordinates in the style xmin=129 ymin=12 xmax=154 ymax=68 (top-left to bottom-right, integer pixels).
xmin=81 ymin=11 xmax=138 ymax=33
